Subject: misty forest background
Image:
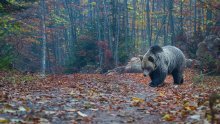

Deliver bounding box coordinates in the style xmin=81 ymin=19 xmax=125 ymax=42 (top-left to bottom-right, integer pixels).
xmin=0 ymin=0 xmax=220 ymax=75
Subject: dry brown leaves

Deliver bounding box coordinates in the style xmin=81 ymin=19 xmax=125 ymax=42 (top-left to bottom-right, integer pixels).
xmin=0 ymin=69 xmax=219 ymax=123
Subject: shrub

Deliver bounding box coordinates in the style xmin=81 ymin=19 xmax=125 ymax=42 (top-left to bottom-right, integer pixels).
xmin=0 ymin=42 xmax=13 ymax=70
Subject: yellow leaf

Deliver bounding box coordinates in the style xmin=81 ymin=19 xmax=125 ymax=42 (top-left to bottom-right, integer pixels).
xmin=159 ymin=92 xmax=165 ymax=97
xmin=206 ymin=114 xmax=212 ymax=121
xmin=185 ymin=106 xmax=196 ymax=111
xmin=183 ymin=101 xmax=190 ymax=107
xmin=131 ymin=97 xmax=144 ymax=103
xmin=163 ymin=114 xmax=174 ymax=121
xmin=0 ymin=117 xmax=9 ymax=123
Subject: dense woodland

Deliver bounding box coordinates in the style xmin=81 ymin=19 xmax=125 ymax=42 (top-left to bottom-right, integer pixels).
xmin=0 ymin=0 xmax=220 ymax=74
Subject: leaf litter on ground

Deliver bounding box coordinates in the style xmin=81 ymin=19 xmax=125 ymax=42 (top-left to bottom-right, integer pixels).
xmin=0 ymin=69 xmax=219 ymax=123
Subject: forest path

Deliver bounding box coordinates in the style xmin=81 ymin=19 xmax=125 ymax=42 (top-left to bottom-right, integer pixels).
xmin=0 ymin=69 xmax=219 ymax=123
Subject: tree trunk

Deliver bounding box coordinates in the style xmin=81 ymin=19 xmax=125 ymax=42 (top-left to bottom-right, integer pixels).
xmin=131 ymin=0 xmax=136 ymax=47
xmin=194 ymin=0 xmax=197 ymax=34
xmin=40 ymin=0 xmax=47 ymax=76
xmin=168 ymin=0 xmax=175 ymax=45
xmin=64 ymin=0 xmax=77 ymax=63
xmin=206 ymin=4 xmax=212 ymax=35
xmin=124 ymin=0 xmax=129 ymax=55
xmin=96 ymin=0 xmax=103 ymax=68
xmin=146 ymin=0 xmax=151 ymax=46
xmin=163 ymin=0 xmax=168 ymax=45
xmin=180 ymin=1 xmax=183 ymax=33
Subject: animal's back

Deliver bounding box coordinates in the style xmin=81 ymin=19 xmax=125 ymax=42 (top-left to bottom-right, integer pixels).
xmin=162 ymin=46 xmax=186 ymax=73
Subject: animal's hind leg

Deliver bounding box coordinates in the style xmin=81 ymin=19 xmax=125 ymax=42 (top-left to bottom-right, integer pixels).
xmin=172 ymin=69 xmax=183 ymax=85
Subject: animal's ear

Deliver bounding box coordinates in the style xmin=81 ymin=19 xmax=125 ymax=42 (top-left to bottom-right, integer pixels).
xmin=150 ymin=45 xmax=163 ymax=54
xmin=148 ymin=56 xmax=154 ymax=63
xmin=139 ymin=55 xmax=143 ymax=61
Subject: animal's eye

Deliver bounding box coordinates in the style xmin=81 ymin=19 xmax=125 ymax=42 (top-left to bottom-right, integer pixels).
xmin=148 ymin=56 xmax=154 ymax=62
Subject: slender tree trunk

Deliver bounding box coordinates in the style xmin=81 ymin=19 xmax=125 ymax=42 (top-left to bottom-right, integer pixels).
xmin=96 ymin=0 xmax=103 ymax=68
xmin=189 ymin=0 xmax=193 ymax=33
xmin=111 ymin=0 xmax=118 ymax=66
xmin=201 ymin=5 xmax=204 ymax=31
xmin=194 ymin=0 xmax=197 ymax=34
xmin=168 ymin=0 xmax=175 ymax=45
xmin=107 ymin=1 xmax=113 ymax=53
xmin=64 ymin=28 xmax=70 ymax=63
xmin=146 ymin=0 xmax=151 ymax=46
xmin=115 ymin=8 xmax=120 ymax=67
xmin=141 ymin=0 xmax=146 ymax=52
xmin=197 ymin=4 xmax=202 ymax=32
xmin=206 ymin=3 xmax=212 ymax=35
xmin=124 ymin=0 xmax=129 ymax=55
xmin=64 ymin=0 xmax=76 ymax=62
xmin=131 ymin=0 xmax=136 ymax=46
xmin=103 ymin=0 xmax=107 ymax=42
xmin=113 ymin=0 xmax=120 ymax=67
xmin=40 ymin=0 xmax=47 ymax=76
xmin=151 ymin=0 xmax=156 ymax=45
xmin=163 ymin=0 xmax=167 ymax=45
xmin=88 ymin=0 xmax=93 ymax=23
xmin=180 ymin=1 xmax=183 ymax=33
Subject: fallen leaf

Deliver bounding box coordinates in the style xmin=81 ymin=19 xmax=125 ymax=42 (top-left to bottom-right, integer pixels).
xmin=159 ymin=92 xmax=165 ymax=97
xmin=44 ymin=110 xmax=56 ymax=114
xmin=64 ymin=107 xmax=76 ymax=112
xmin=90 ymin=108 xmax=98 ymax=111
xmin=39 ymin=118 xmax=50 ymax=123
xmin=18 ymin=106 xmax=27 ymax=112
xmin=131 ymin=97 xmax=144 ymax=103
xmin=10 ymin=118 xmax=23 ymax=123
xmin=163 ymin=114 xmax=175 ymax=121
xmin=77 ymin=111 xmax=88 ymax=117
xmin=3 ymin=109 xmax=16 ymax=113
xmin=190 ymin=114 xmax=200 ymax=120
xmin=185 ymin=106 xmax=196 ymax=111
xmin=0 ymin=117 xmax=9 ymax=123
xmin=145 ymin=110 xmax=150 ymax=114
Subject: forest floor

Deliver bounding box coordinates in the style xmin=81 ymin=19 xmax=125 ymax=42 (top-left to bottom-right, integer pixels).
xmin=0 ymin=69 xmax=220 ymax=124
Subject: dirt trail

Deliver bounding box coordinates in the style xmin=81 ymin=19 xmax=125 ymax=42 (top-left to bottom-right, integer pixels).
xmin=0 ymin=73 xmax=168 ymax=123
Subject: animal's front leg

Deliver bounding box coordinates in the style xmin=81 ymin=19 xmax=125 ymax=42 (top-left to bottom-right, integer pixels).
xmin=149 ymin=70 xmax=167 ymax=87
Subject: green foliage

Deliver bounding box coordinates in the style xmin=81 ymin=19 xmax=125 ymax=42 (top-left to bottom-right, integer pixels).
xmin=192 ymin=71 xmax=204 ymax=84
xmin=0 ymin=0 xmax=37 ymax=13
xmin=119 ymin=50 xmax=129 ymax=64
xmin=1 ymin=72 xmax=37 ymax=84
xmin=0 ymin=16 xmax=22 ymax=37
xmin=91 ymin=2 xmax=96 ymax=6
xmin=127 ymin=6 xmax=133 ymax=11
xmin=118 ymin=36 xmax=133 ymax=64
xmin=64 ymin=28 xmax=99 ymax=73
xmin=75 ymin=38 xmax=99 ymax=67
xmin=49 ymin=13 xmax=68 ymax=26
xmin=0 ymin=4 xmax=3 ymax=10
xmin=0 ymin=42 xmax=14 ymax=70
xmin=199 ymin=52 xmax=217 ymax=72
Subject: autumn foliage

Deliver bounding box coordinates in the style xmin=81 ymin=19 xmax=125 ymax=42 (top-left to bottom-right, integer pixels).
xmin=0 ymin=69 xmax=220 ymax=123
